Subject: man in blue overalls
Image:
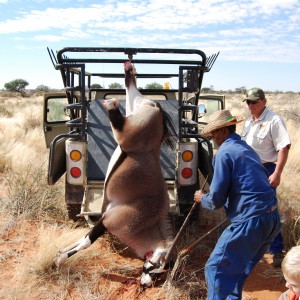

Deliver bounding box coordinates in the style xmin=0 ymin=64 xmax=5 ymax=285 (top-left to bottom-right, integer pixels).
xmin=194 ymin=109 xmax=281 ymax=300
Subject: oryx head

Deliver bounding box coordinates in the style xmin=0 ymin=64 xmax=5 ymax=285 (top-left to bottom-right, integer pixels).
xmin=140 ymin=248 xmax=168 ymax=286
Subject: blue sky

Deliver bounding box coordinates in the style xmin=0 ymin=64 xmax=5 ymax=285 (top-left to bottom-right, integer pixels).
xmin=0 ymin=0 xmax=299 ymax=92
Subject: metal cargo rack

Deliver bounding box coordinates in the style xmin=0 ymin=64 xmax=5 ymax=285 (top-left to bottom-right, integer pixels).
xmin=47 ymin=47 xmax=219 ymax=145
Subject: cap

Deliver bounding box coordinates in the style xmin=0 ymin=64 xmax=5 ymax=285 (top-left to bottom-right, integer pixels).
xmin=243 ymin=88 xmax=265 ymax=102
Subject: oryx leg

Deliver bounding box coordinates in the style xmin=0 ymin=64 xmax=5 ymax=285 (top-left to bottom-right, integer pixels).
xmin=53 ymin=220 xmax=106 ymax=267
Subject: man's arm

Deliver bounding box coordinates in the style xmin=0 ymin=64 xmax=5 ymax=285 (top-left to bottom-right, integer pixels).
xmin=269 ymin=145 xmax=290 ymax=187
xmin=194 ymin=153 xmax=230 ymax=210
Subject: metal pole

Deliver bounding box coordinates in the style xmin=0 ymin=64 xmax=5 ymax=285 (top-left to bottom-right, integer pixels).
xmin=180 ymin=218 xmax=228 ymax=256
xmin=168 ymin=217 xmax=228 ymax=281
xmin=164 ymin=175 xmax=209 ymax=264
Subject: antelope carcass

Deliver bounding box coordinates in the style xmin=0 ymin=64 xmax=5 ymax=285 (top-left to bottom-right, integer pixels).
xmin=52 ymin=61 xmax=176 ymax=286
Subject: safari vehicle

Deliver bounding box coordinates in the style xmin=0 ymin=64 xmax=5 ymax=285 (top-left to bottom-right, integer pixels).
xmin=43 ymin=47 xmax=224 ymax=224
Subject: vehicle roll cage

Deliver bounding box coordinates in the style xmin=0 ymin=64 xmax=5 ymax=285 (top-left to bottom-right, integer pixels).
xmin=47 ymin=47 xmax=219 ymax=144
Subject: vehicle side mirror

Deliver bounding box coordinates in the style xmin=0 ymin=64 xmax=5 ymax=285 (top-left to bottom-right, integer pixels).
xmin=198 ymin=104 xmax=206 ymax=114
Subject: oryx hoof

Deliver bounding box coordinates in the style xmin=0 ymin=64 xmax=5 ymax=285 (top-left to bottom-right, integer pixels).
xmin=51 ymin=256 xmax=62 ymax=269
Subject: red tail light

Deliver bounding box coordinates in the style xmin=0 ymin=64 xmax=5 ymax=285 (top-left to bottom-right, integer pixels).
xmin=181 ymin=168 xmax=193 ymax=179
xmin=70 ymin=167 xmax=81 ymax=178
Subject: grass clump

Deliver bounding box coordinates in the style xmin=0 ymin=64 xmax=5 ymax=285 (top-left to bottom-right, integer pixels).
xmin=2 ymin=164 xmax=65 ymax=221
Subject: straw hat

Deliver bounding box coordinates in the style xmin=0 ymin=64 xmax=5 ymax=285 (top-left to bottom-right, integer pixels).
xmin=201 ymin=110 xmax=244 ymax=137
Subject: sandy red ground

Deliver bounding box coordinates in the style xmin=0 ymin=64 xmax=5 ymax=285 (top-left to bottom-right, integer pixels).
xmin=0 ymin=218 xmax=287 ymax=299
xmin=0 ymin=175 xmax=287 ymax=299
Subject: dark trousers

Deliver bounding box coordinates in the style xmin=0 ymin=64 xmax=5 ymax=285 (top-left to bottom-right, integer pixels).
xmin=263 ymin=163 xmax=284 ymax=254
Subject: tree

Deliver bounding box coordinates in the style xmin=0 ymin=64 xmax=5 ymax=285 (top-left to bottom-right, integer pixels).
xmin=201 ymin=87 xmax=212 ymax=93
xmin=36 ymin=85 xmax=50 ymax=92
xmin=91 ymin=83 xmax=102 ymax=89
xmin=235 ymin=86 xmax=247 ymax=94
xmin=108 ymin=82 xmax=123 ymax=89
xmin=4 ymin=79 xmax=29 ymax=96
xmin=145 ymin=82 xmax=163 ymax=89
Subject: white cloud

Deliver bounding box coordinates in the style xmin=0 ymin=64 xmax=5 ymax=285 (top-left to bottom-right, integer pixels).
xmin=0 ymin=0 xmax=299 ymax=64
xmin=0 ymin=0 xmax=297 ymax=34
xmin=33 ymin=34 xmax=66 ymax=42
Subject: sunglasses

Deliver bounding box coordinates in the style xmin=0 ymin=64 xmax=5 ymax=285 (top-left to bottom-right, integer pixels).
xmin=246 ymin=100 xmax=259 ymax=105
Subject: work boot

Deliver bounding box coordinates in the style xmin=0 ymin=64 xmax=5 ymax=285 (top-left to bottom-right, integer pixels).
xmin=273 ymin=252 xmax=284 ymax=268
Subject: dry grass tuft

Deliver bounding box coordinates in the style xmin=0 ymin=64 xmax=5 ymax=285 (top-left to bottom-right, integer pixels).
xmin=162 ymin=254 xmax=207 ymax=299
xmin=15 ymin=104 xmax=43 ymax=133
xmin=20 ymin=225 xmax=142 ymax=300
xmin=4 ymin=224 xmax=106 ymax=300
xmin=1 ymin=164 xmax=66 ymax=221
xmin=0 ymin=212 xmax=19 ymax=239
xmin=29 ymin=224 xmax=90 ymax=273
xmin=0 ymin=105 xmax=13 ymax=118
xmin=0 ymin=96 xmax=47 ymax=173
xmin=0 ymin=95 xmax=65 ymax=221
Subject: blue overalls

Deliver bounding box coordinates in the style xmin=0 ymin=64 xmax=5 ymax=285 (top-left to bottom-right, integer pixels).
xmin=201 ymin=133 xmax=281 ymax=300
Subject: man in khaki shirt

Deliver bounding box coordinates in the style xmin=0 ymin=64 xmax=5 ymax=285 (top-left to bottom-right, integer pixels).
xmin=241 ymin=87 xmax=291 ymax=267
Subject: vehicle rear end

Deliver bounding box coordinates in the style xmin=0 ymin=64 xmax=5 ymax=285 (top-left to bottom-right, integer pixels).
xmin=44 ymin=47 xmax=221 ymax=224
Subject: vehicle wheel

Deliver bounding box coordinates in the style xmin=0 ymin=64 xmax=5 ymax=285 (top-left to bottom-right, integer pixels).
xmin=66 ymin=203 xmax=82 ymax=221
xmin=178 ymin=183 xmax=199 ymax=222
xmin=65 ymin=179 xmax=84 ymax=222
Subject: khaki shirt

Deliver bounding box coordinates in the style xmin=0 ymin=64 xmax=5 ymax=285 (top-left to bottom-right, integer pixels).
xmin=241 ymin=107 xmax=291 ymax=163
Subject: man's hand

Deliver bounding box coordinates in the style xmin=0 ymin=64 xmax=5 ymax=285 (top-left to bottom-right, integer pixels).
xmin=194 ymin=190 xmax=204 ymax=203
xmin=269 ymin=171 xmax=281 ymax=188
xmin=270 ymin=145 xmax=289 ymax=187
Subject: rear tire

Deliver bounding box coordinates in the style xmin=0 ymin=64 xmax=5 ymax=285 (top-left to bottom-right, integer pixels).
xmin=178 ymin=183 xmax=199 ymax=222
xmin=66 ymin=203 xmax=82 ymax=221
xmin=65 ymin=179 xmax=84 ymax=222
